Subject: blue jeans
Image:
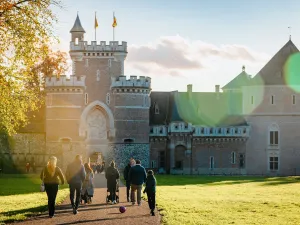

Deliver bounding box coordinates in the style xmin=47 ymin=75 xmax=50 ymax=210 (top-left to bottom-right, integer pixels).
xmin=69 ymin=183 xmax=82 ymax=209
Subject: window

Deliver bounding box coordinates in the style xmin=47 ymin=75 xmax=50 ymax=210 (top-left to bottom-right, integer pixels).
xmin=85 ymin=59 xmax=89 ymax=67
xmin=292 ymin=95 xmax=296 ymax=105
xmin=96 ymin=70 xmax=100 ymax=81
xmin=123 ymin=138 xmax=134 ymax=143
xmin=106 ymin=93 xmax=110 ymax=105
xmin=269 ymin=157 xmax=279 ymax=171
xmin=75 ymin=38 xmax=79 ymax=45
xmin=159 ymin=151 xmax=165 ymax=168
xmin=210 ymin=156 xmax=214 ymax=169
xmin=271 ymin=95 xmax=274 ymax=105
xmin=108 ymin=59 xmax=111 ymax=67
xmin=251 ymin=96 xmax=254 ymax=104
xmin=239 ymin=154 xmax=245 ymax=168
xmin=47 ymin=94 xmax=52 ymax=106
xmin=269 ymin=131 xmax=279 ymax=145
xmin=151 ymin=160 xmax=157 ymax=168
xmin=175 ymin=161 xmax=182 ymax=169
xmin=155 ymin=104 xmax=159 ymax=114
xmin=231 ymin=152 xmax=236 ymax=164
xmin=85 ymin=93 xmax=88 ymax=105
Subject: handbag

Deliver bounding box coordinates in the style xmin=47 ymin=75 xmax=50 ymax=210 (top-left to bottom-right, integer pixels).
xmin=40 ymin=170 xmax=45 ymax=192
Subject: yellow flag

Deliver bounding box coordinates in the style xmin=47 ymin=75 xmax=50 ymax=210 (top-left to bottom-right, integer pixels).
xmin=112 ymin=16 xmax=117 ymax=28
xmin=95 ymin=15 xmax=98 ymax=29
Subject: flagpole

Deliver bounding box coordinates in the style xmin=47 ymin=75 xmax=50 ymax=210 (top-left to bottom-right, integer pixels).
xmin=95 ymin=11 xmax=97 ymax=41
xmin=113 ymin=11 xmax=115 ymax=41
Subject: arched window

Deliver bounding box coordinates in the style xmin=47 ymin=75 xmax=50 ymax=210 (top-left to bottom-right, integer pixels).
xmin=231 ymin=152 xmax=236 ymax=164
xmin=123 ymin=138 xmax=134 ymax=143
xmin=75 ymin=38 xmax=79 ymax=45
xmin=85 ymin=93 xmax=88 ymax=105
xmin=106 ymin=93 xmax=110 ymax=105
xmin=268 ymin=123 xmax=279 ymax=146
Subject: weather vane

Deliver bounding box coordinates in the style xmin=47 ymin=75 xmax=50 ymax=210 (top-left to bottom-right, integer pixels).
xmin=288 ymin=26 xmax=292 ymax=40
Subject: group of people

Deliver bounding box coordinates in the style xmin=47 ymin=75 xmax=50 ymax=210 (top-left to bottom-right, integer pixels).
xmin=123 ymin=158 xmax=157 ymax=216
xmin=40 ymin=155 xmax=157 ymax=218
xmin=91 ymin=162 xmax=105 ymax=174
xmin=40 ymin=155 xmax=94 ymax=218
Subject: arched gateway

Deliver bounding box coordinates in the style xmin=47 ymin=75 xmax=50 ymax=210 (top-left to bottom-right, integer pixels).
xmin=79 ymin=100 xmax=115 ymax=162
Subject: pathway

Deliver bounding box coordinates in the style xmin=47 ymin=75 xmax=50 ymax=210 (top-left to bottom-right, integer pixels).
xmin=12 ymin=173 xmax=161 ymax=225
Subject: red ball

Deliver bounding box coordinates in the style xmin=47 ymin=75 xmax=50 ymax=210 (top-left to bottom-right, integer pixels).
xmin=119 ymin=206 xmax=126 ymax=213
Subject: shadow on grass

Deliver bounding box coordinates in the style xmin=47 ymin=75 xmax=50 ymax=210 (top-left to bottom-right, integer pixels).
xmin=0 ymin=204 xmax=48 ymax=224
xmin=155 ymin=175 xmax=300 ymax=186
xmin=0 ymin=174 xmax=68 ymax=196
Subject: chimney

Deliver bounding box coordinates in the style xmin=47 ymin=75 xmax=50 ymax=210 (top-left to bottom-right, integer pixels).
xmin=215 ymin=85 xmax=220 ymax=93
xmin=187 ymin=84 xmax=192 ymax=98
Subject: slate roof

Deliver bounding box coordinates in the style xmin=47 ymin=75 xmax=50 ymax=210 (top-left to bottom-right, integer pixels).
xmin=70 ymin=14 xmax=86 ymax=33
xmin=150 ymin=91 xmax=246 ymax=127
xmin=222 ymin=67 xmax=254 ymax=90
xmin=252 ymin=40 xmax=299 ymax=85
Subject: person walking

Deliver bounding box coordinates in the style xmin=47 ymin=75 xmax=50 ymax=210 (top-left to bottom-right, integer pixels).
xmin=128 ymin=159 xmax=147 ymax=206
xmin=123 ymin=161 xmax=132 ymax=202
xmin=81 ymin=162 xmax=94 ymax=204
xmin=105 ymin=161 xmax=120 ymax=204
xmin=40 ymin=156 xmax=65 ymax=218
xmin=65 ymin=155 xmax=86 ymax=215
xmin=143 ymin=170 xmax=157 ymax=216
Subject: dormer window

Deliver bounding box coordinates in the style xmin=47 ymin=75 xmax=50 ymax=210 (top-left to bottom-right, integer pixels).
xmin=155 ymin=104 xmax=159 ymax=114
xmin=96 ymin=70 xmax=100 ymax=81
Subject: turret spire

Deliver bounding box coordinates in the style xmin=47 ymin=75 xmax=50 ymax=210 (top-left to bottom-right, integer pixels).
xmin=70 ymin=13 xmax=85 ymax=33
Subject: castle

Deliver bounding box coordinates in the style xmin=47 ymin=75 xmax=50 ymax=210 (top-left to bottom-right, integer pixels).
xmin=2 ymin=15 xmax=300 ymax=176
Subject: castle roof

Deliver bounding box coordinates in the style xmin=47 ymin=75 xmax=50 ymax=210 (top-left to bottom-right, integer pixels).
xmin=252 ymin=39 xmax=299 ymax=85
xmin=222 ymin=66 xmax=254 ymax=90
xmin=70 ymin=14 xmax=85 ymax=33
xmin=150 ymin=91 xmax=247 ymax=127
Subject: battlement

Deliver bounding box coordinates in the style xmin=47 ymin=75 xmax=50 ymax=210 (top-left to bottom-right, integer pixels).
xmin=70 ymin=41 xmax=127 ymax=52
xmin=45 ymin=75 xmax=86 ymax=87
xmin=111 ymin=75 xmax=151 ymax=89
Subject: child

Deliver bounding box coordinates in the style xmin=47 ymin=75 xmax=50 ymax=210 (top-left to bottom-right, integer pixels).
xmin=143 ymin=170 xmax=157 ymax=216
xmin=81 ymin=163 xmax=94 ymax=204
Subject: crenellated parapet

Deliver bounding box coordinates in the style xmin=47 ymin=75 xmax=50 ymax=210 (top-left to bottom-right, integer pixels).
xmin=70 ymin=41 xmax=127 ymax=52
xmin=111 ymin=75 xmax=151 ymax=91
xmin=45 ymin=75 xmax=86 ymax=88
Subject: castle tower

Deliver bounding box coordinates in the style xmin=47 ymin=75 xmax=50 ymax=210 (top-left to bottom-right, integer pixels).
xmin=110 ymin=76 xmax=152 ymax=168
xmin=68 ymin=14 xmax=128 ymax=162
xmin=45 ymin=75 xmax=86 ymax=169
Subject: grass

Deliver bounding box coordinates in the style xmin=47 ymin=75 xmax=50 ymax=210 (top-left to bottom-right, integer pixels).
xmin=151 ymin=175 xmax=300 ymax=225
xmin=0 ymin=174 xmax=69 ymax=224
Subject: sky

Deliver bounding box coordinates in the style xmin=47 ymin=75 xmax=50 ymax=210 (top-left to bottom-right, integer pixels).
xmin=52 ymin=0 xmax=300 ymax=92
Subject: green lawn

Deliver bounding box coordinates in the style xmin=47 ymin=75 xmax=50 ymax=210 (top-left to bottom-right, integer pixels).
xmin=0 ymin=174 xmax=68 ymax=224
xmin=153 ymin=175 xmax=300 ymax=225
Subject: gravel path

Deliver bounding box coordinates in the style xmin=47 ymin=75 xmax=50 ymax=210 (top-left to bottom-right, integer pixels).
xmin=12 ymin=173 xmax=161 ymax=225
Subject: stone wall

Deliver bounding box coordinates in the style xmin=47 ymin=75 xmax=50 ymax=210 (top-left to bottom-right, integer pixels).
xmin=112 ymin=144 xmax=150 ymax=169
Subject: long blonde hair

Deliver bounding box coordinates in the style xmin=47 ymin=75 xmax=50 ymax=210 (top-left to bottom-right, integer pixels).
xmin=47 ymin=156 xmax=57 ymax=176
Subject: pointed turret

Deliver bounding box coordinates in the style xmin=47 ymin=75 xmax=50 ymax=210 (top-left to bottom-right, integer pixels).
xmin=70 ymin=14 xmax=85 ymax=42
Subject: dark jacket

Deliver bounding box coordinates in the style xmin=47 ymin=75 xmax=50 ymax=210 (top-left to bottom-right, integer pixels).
xmin=105 ymin=166 xmax=120 ymax=191
xmin=128 ymin=164 xmax=147 ymax=185
xmin=123 ymin=164 xmax=131 ymax=181
xmin=65 ymin=160 xmax=86 ymax=185
xmin=144 ymin=174 xmax=156 ymax=193
xmin=40 ymin=166 xmax=65 ymax=185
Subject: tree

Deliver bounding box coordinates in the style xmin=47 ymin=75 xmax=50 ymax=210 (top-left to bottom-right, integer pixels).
xmin=0 ymin=0 xmax=63 ymax=135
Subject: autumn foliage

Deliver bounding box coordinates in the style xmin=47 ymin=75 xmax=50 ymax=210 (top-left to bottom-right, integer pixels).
xmin=0 ymin=0 xmax=66 ymax=134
